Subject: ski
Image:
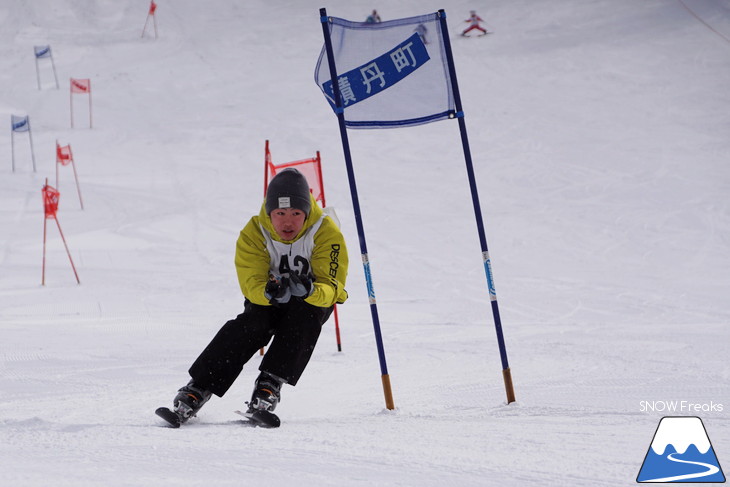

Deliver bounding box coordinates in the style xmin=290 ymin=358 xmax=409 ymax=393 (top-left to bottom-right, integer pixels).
xmin=234 ymin=409 xmax=281 ymax=428
xmin=460 ymin=31 xmax=492 ymax=38
xmin=156 ymin=407 xmax=280 ymax=428
xmin=155 ymin=407 xmax=183 ymax=428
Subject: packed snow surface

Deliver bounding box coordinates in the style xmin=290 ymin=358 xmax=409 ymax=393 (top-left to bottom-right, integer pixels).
xmin=1 ymin=0 xmax=729 ymax=486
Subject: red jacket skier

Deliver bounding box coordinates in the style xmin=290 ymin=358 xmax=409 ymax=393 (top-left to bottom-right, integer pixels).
xmin=462 ymin=11 xmax=487 ymax=36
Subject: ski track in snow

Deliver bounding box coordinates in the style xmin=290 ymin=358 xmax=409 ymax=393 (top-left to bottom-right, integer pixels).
xmin=2 ymin=0 xmax=729 ymax=486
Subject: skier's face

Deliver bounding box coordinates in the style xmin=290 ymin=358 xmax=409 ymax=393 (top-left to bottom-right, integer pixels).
xmin=270 ymin=208 xmax=306 ymax=241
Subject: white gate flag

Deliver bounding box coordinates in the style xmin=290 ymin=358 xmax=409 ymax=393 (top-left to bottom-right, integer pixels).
xmin=315 ymin=13 xmax=454 ymax=129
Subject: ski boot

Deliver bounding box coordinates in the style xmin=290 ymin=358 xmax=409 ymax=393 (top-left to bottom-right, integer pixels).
xmin=156 ymin=380 xmax=211 ymax=428
xmin=240 ymin=372 xmax=283 ymax=428
xmin=248 ymin=372 xmax=282 ymax=412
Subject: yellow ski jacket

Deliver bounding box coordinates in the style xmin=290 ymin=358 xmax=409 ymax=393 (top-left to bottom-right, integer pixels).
xmin=235 ymin=194 xmax=348 ymax=308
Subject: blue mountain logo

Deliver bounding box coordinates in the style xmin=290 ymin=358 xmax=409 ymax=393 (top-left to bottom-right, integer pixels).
xmin=637 ymin=416 xmax=725 ymax=483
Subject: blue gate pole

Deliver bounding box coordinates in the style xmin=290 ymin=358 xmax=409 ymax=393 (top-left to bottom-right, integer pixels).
xmin=319 ymin=8 xmax=395 ymax=410
xmin=438 ymin=10 xmax=515 ymax=404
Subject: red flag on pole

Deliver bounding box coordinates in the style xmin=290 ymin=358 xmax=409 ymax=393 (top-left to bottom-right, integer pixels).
xmin=70 ymin=78 xmax=90 ymax=93
xmin=265 ymin=143 xmax=325 ymax=207
xmin=55 ymin=141 xmax=84 ymax=209
xmin=142 ymin=1 xmax=159 ymax=39
xmin=42 ymin=183 xmax=60 ymax=220
xmin=70 ymin=78 xmax=92 ymax=128
xmin=41 ymin=179 xmax=80 ymax=285
xmin=57 ymin=143 xmax=72 ymax=165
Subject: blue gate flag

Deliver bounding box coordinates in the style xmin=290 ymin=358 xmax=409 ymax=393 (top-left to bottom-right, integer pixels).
xmin=34 ymin=45 xmax=51 ymax=59
xmin=315 ymin=13 xmax=454 ymax=129
xmin=11 ymin=115 xmax=30 ymax=132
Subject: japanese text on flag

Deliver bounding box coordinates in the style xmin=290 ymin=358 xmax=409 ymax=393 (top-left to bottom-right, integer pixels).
xmin=322 ymin=32 xmax=430 ymax=109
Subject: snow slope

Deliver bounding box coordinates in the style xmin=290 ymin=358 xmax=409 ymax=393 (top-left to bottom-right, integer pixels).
xmin=1 ymin=1 xmax=729 ymax=485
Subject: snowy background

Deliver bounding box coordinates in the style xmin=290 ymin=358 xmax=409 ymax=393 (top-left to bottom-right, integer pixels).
xmin=1 ymin=0 xmax=729 ymax=485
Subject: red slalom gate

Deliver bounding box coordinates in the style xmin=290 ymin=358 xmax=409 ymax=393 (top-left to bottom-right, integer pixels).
xmin=42 ymin=179 xmax=80 ymax=285
xmin=56 ymin=141 xmax=84 ymax=209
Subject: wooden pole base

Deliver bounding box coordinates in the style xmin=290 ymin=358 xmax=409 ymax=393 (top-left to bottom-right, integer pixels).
xmin=381 ymin=374 xmax=395 ymax=410
xmin=502 ymin=367 xmax=516 ymax=404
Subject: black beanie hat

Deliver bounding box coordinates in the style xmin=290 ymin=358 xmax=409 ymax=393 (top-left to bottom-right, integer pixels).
xmin=265 ymin=168 xmax=312 ymax=215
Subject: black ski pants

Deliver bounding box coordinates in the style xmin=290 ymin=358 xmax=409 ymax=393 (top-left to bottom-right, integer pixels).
xmin=189 ymin=298 xmax=333 ymax=397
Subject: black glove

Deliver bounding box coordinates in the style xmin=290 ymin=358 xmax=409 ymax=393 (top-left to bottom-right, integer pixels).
xmin=289 ymin=271 xmax=313 ymax=298
xmin=264 ymin=276 xmax=291 ymax=306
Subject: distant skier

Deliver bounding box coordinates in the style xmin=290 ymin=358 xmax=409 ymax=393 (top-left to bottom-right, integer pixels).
xmin=461 ymin=10 xmax=488 ymax=36
xmin=366 ymin=9 xmax=381 ymax=23
xmin=158 ymin=168 xmax=349 ymax=427
xmin=415 ymin=23 xmax=429 ymax=44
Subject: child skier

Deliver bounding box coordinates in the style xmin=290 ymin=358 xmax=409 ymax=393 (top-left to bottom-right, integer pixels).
xmin=366 ymin=10 xmax=381 ymax=23
xmin=160 ymin=168 xmax=349 ymax=426
xmin=461 ymin=10 xmax=488 ymax=36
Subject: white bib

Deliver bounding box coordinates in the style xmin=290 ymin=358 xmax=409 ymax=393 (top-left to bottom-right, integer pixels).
xmin=260 ymin=216 xmax=325 ymax=278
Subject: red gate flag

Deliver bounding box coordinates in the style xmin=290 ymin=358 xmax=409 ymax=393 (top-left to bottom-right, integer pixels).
xmin=71 ymin=78 xmax=90 ymax=93
xmin=55 ymin=141 xmax=84 ymax=209
xmin=70 ymin=78 xmax=93 ymax=128
xmin=142 ymin=1 xmax=159 ymax=38
xmin=42 ymin=183 xmax=60 ymax=219
xmin=57 ymin=143 xmax=72 ymax=165
xmin=264 ymin=142 xmax=325 ymax=207
xmin=41 ymin=180 xmax=80 ymax=285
